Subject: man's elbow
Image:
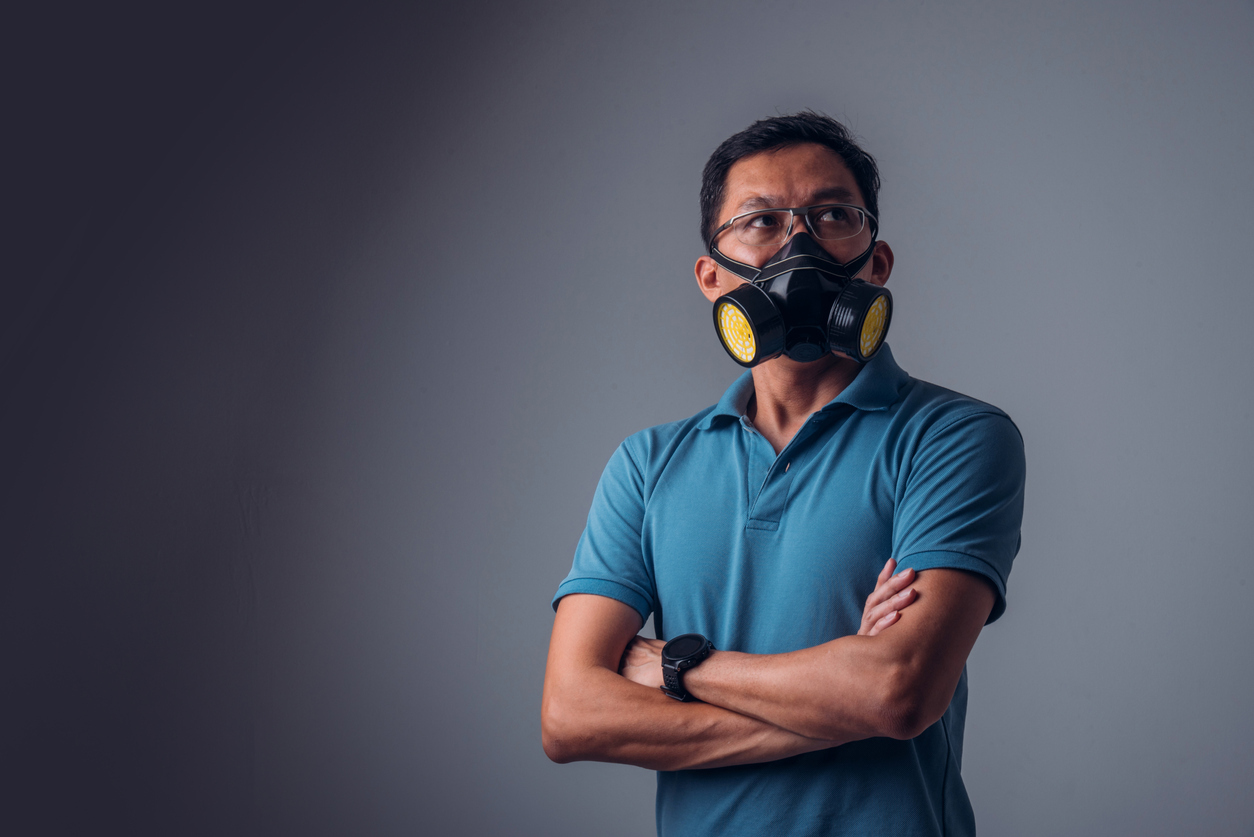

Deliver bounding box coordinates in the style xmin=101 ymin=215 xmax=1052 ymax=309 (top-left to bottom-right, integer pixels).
xmin=541 ymin=699 xmax=572 ymax=763
xmin=881 ymin=698 xmax=938 ymax=741
xmin=540 ymin=692 xmax=588 ymax=764
xmin=878 ymin=664 xmax=953 ymax=741
xmin=542 ymin=731 xmax=575 ymax=765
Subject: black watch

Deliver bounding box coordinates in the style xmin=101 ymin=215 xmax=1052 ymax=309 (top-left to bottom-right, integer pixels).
xmin=660 ymin=633 xmax=715 ymax=702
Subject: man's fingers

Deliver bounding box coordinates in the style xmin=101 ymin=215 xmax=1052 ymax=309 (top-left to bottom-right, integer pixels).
xmin=875 ymin=558 xmax=897 ymax=586
xmin=864 ymin=565 xmax=915 ymax=610
xmin=866 ymin=610 xmax=900 ymax=637
xmin=620 ymin=636 xmax=664 ymax=665
xmin=859 ymin=587 xmax=917 ymax=635
xmin=619 ymin=635 xmax=647 ymax=668
xmin=863 ymin=599 xmax=893 ymax=628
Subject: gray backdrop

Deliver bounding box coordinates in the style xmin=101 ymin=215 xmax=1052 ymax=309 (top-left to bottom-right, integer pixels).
xmin=4 ymin=2 xmax=1252 ymax=835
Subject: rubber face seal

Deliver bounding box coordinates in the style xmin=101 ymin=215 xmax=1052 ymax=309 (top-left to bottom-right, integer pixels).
xmin=712 ymin=283 xmax=786 ymax=367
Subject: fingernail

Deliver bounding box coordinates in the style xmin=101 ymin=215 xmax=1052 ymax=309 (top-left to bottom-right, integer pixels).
xmin=895 ymin=568 xmax=910 ymax=578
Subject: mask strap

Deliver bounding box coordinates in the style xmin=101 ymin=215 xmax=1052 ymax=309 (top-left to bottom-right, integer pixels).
xmin=708 ymin=247 xmax=761 ymax=282
xmin=709 ymin=238 xmax=879 ymax=284
xmin=840 ymin=238 xmax=877 ymax=279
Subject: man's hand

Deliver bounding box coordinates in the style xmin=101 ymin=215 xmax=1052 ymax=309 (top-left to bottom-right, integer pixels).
xmin=620 ymin=636 xmax=665 ymax=689
xmin=620 ymin=557 xmax=918 ymax=688
xmin=859 ymin=558 xmax=917 ymax=637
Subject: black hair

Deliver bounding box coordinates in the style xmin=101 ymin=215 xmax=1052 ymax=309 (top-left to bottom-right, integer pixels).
xmin=699 ymin=110 xmax=881 ymax=249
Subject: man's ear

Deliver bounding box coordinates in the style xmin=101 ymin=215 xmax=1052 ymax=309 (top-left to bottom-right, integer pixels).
xmin=865 ymin=241 xmax=894 ymax=288
xmin=694 ymin=255 xmax=726 ymax=303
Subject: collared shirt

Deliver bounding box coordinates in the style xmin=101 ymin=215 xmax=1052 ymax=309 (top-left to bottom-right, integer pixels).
xmin=553 ymin=345 xmax=1025 ymax=837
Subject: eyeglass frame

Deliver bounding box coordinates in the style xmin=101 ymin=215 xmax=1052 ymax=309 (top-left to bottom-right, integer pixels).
xmin=706 ymin=202 xmax=879 ymax=255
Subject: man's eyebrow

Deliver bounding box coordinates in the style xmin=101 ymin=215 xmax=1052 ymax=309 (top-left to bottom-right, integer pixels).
xmin=736 ymin=195 xmax=783 ymax=212
xmin=811 ymin=187 xmax=858 ymax=204
xmin=734 ymin=187 xmax=859 ymax=213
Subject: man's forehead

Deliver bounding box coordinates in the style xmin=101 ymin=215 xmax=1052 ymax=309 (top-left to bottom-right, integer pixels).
xmin=735 ymin=186 xmax=860 ymax=213
xmin=722 ymin=144 xmax=861 ymax=217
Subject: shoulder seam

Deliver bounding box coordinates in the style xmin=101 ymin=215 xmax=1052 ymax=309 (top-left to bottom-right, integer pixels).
xmin=919 ymin=408 xmax=1020 ymax=448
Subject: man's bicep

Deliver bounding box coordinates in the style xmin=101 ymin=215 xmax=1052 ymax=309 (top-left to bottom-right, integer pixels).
xmin=893 ymin=411 xmax=1025 ymax=622
xmin=547 ymin=593 xmax=644 ymax=675
xmin=873 ymin=567 xmax=995 ymax=730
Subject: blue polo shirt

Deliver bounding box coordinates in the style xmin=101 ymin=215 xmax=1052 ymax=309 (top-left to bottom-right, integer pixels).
xmin=553 ymin=345 xmax=1025 ymax=837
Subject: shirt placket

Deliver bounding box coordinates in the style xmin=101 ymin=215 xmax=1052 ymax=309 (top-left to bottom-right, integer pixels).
xmin=741 ymin=412 xmax=831 ymax=531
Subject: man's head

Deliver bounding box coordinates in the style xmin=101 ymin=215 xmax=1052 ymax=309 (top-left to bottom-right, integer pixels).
xmin=699 ymin=111 xmax=881 ymax=249
xmin=695 ymin=113 xmax=894 ymax=367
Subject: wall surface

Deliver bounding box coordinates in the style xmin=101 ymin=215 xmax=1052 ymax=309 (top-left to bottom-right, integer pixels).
xmin=4 ymin=2 xmax=1253 ymax=835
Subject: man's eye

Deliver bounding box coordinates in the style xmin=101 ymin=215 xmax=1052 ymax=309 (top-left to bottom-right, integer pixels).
xmin=747 ymin=214 xmax=780 ymax=228
xmin=817 ymin=207 xmax=848 ymax=222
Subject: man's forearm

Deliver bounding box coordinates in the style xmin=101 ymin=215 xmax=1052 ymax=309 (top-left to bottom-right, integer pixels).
xmin=542 ymin=663 xmax=840 ymax=771
xmin=682 ymin=636 xmax=906 ymax=741
xmin=681 ymin=570 xmax=996 ymax=741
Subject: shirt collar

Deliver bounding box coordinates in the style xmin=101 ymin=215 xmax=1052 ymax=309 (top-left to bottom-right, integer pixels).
xmin=696 ymin=343 xmax=909 ymax=429
xmin=827 ymin=343 xmax=910 ymax=413
xmin=695 ymin=368 xmax=757 ymax=429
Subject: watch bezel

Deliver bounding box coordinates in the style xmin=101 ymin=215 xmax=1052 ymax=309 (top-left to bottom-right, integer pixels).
xmin=660 ymin=633 xmax=714 ymax=702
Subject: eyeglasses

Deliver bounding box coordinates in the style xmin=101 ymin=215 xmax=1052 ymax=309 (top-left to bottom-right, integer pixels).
xmin=708 ymin=203 xmax=875 ymax=250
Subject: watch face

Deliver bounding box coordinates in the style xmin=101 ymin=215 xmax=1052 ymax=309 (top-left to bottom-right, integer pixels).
xmin=666 ymin=634 xmax=707 ymax=659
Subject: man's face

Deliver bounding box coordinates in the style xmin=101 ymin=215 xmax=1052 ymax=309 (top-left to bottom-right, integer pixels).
xmin=695 ymin=143 xmax=893 ymax=304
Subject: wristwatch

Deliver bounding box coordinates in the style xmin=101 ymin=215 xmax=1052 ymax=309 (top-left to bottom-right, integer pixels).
xmin=660 ymin=633 xmax=715 ymax=702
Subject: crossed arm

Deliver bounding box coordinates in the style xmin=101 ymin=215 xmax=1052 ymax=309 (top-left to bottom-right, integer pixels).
xmin=541 ymin=560 xmax=994 ymax=771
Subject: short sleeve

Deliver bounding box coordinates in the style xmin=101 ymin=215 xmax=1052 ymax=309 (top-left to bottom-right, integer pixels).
xmin=892 ymin=411 xmax=1026 ymax=623
xmin=552 ymin=441 xmax=656 ymax=624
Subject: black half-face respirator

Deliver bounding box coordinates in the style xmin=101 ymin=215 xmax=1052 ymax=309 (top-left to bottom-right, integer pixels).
xmin=710 ymin=232 xmax=892 ymax=367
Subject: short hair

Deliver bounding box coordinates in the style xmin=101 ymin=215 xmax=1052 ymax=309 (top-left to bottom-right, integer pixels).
xmin=699 ymin=111 xmax=881 ymax=249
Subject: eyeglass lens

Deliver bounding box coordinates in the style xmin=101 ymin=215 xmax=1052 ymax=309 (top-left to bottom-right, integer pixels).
xmin=731 ymin=205 xmax=866 ymax=247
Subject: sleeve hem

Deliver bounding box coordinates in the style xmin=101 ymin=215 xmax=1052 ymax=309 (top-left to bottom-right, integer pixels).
xmin=552 ymin=577 xmax=652 ymax=624
xmin=894 ymin=549 xmax=1009 ymax=624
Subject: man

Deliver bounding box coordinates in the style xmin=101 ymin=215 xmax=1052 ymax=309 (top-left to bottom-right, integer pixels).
xmin=542 ymin=112 xmax=1025 ymax=836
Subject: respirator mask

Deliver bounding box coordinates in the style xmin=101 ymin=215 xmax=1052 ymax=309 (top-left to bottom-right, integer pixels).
xmin=708 ymin=203 xmax=892 ymax=367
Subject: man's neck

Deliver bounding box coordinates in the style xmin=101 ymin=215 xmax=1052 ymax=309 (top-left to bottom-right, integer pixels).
xmin=747 ymin=355 xmax=862 ymax=455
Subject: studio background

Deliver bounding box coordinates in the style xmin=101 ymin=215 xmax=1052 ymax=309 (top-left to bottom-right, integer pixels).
xmin=4 ymin=2 xmax=1252 ymax=835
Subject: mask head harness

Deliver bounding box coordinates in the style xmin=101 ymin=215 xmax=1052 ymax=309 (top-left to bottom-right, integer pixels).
xmin=709 ymin=225 xmax=892 ymax=367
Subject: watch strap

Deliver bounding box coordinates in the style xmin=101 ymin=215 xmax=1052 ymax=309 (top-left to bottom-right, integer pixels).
xmin=661 ymin=662 xmax=692 ymax=702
